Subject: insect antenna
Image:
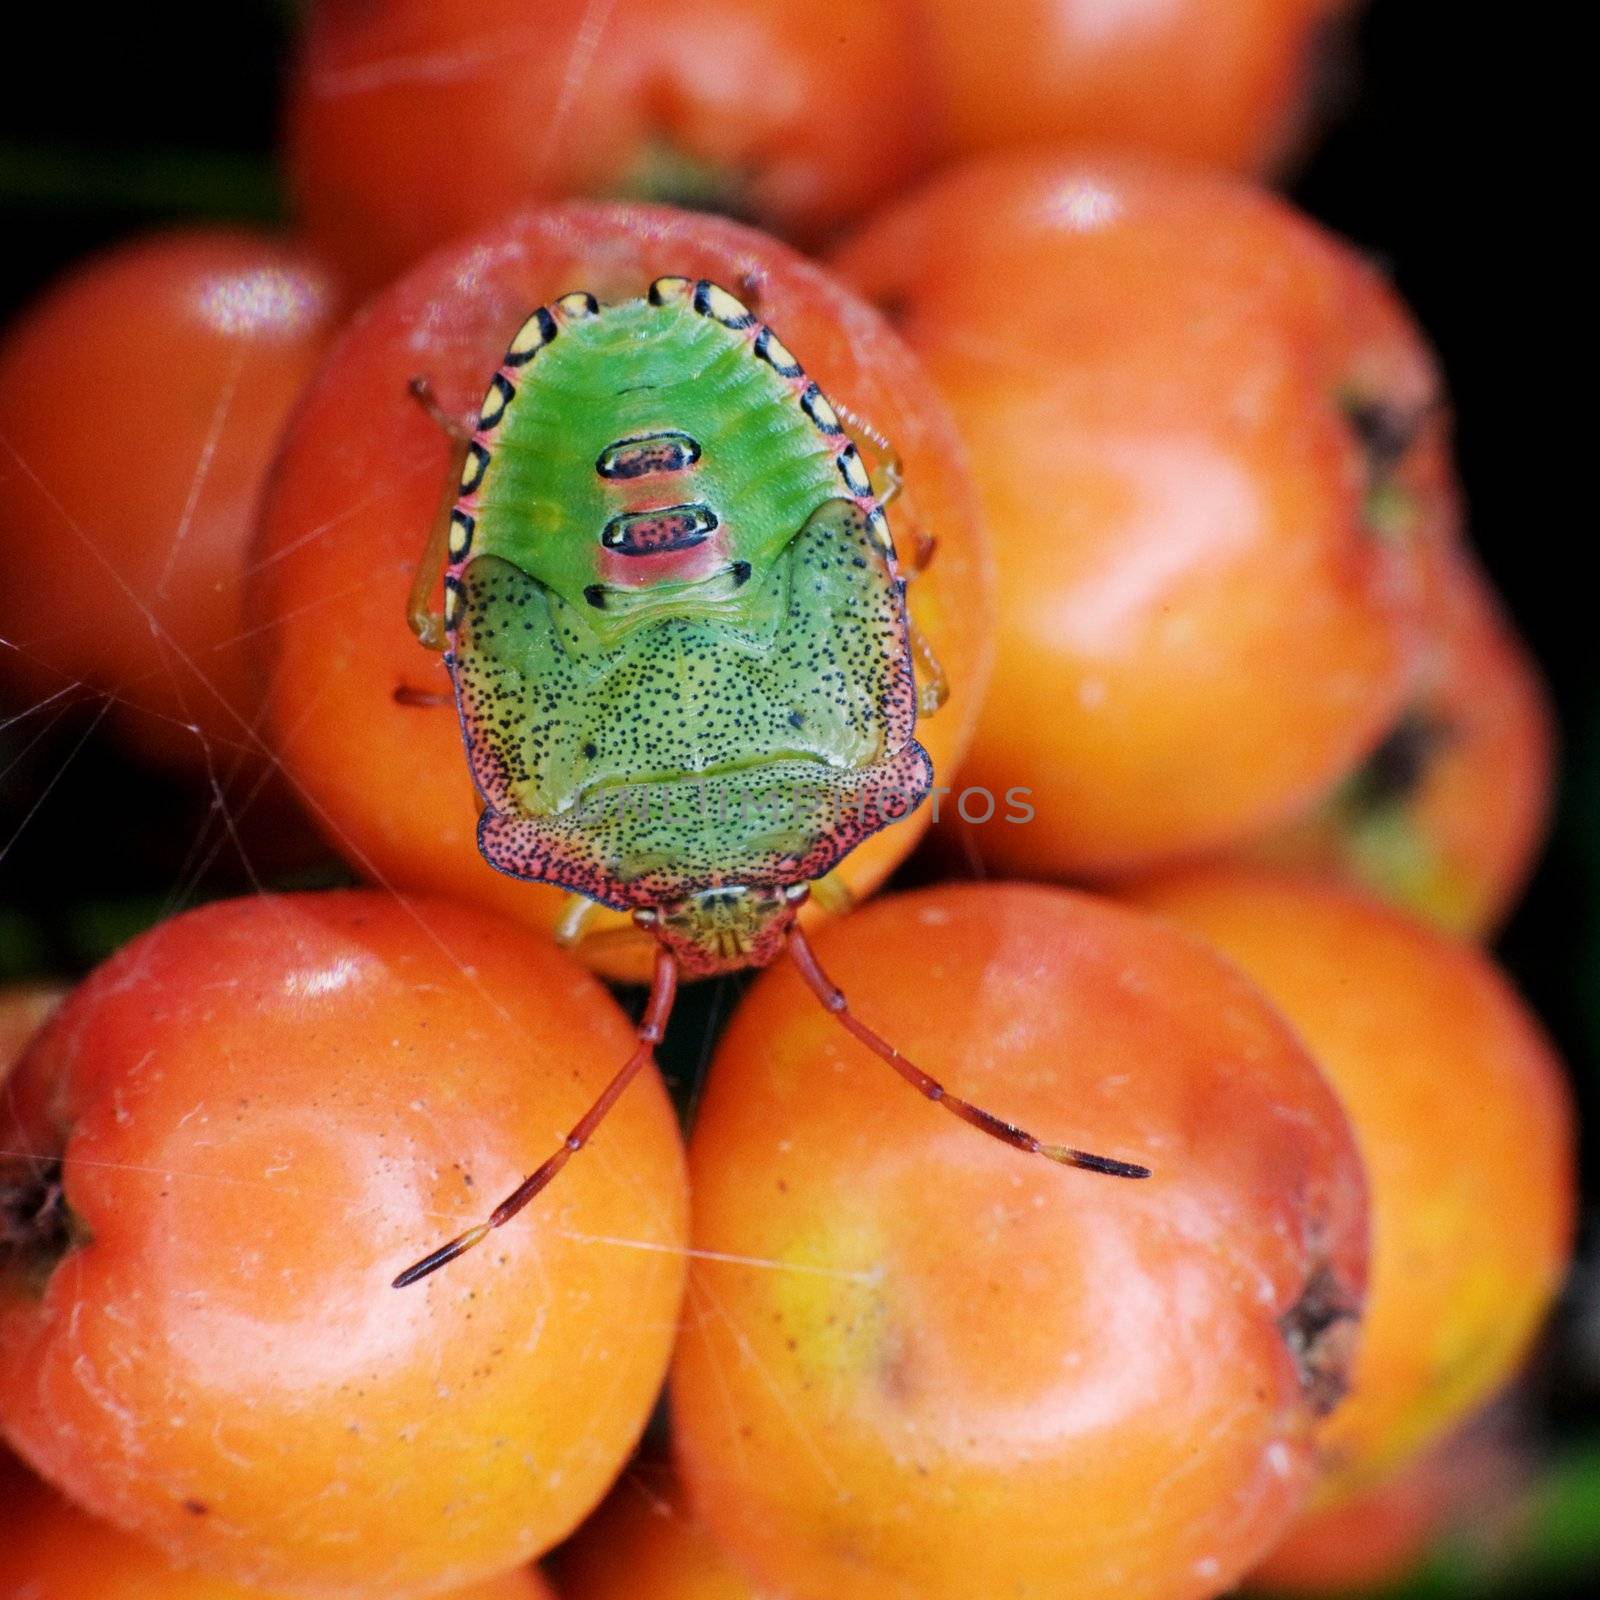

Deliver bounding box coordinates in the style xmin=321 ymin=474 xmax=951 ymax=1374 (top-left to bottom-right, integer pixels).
xmin=392 ymin=684 xmax=453 ymax=708
xmin=785 ymin=923 xmax=1151 ymax=1181
xmin=392 ymin=943 xmax=680 ymax=1288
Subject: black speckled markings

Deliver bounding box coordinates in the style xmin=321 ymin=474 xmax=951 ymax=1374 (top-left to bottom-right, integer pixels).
xmin=601 ymin=503 xmax=720 ymax=555
xmin=596 ymin=430 xmax=703 ymax=480
xmin=439 ymin=280 xmax=924 ymax=916
xmin=453 ymin=498 xmax=928 ymax=905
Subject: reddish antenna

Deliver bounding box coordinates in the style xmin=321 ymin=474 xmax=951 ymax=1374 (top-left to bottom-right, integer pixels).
xmin=785 ymin=922 xmax=1150 ymax=1181
xmin=393 ymin=943 xmax=680 ymax=1288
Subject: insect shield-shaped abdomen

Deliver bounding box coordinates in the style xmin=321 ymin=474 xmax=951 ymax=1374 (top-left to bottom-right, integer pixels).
xmin=394 ymin=284 xmax=1153 ymax=1293
xmin=442 ymin=277 xmax=930 ymax=924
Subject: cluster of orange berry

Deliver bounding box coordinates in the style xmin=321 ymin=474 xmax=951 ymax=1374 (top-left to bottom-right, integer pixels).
xmin=0 ymin=5 xmax=1575 ymax=1599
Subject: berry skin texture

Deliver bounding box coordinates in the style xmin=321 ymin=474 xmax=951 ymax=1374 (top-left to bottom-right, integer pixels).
xmin=550 ymin=1467 xmax=770 ymax=1599
xmin=1123 ymin=867 xmax=1576 ymax=1504
xmin=249 ymin=201 xmax=991 ymax=983
xmin=0 ymin=1452 xmax=559 ymax=1600
xmin=1235 ymin=550 xmax=1555 ymax=939
xmin=1244 ymin=1439 xmax=1456 ymax=1595
xmin=832 ymin=153 xmax=1446 ymax=875
xmin=1244 ymin=1413 xmax=1524 ymax=1595
xmin=671 ymin=882 xmax=1369 ymax=1600
xmin=920 ymin=0 xmax=1348 ymax=175
xmin=0 ymin=892 xmax=688 ymax=1597
xmin=0 ymin=230 xmax=340 ymax=771
xmin=287 ymin=0 xmax=934 ymax=291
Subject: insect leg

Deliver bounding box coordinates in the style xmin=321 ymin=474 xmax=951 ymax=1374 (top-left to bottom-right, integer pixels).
xmin=874 ymin=446 xmax=904 ymax=507
xmin=406 ymin=485 xmax=455 ymax=653
xmin=808 ymin=871 xmax=856 ymax=918
xmin=785 ymin=923 xmax=1151 ymax=1183
xmin=554 ymin=892 xmax=601 ymax=948
xmin=553 ymin=897 xmax=666 ymax=966
xmin=833 ymin=400 xmax=903 ymax=507
xmin=392 ymin=683 xmax=453 ymax=708
xmin=908 ymin=621 xmax=948 ymax=716
xmin=832 ymin=402 xmax=942 ymax=710
xmin=904 ymin=528 xmax=938 ymax=578
xmin=894 ymin=521 xmax=946 ymax=715
xmin=404 ymin=376 xmax=475 ymax=652
xmin=392 ymin=943 xmax=680 ymax=1288
xmin=407 ymin=375 xmax=472 ymax=444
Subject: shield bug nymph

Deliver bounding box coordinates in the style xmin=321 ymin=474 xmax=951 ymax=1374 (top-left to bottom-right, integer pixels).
xmin=395 ymin=276 xmax=1148 ymax=1286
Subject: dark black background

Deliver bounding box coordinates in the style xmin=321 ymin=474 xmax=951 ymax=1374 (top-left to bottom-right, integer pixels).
xmin=0 ymin=4 xmax=1589 ymax=1591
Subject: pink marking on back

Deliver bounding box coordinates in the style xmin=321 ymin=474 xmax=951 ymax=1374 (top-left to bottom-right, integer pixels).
xmin=598 ymin=527 xmax=730 ymax=588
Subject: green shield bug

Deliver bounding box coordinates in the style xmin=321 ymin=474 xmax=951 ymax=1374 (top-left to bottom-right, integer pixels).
xmin=395 ymin=277 xmax=1148 ymax=1286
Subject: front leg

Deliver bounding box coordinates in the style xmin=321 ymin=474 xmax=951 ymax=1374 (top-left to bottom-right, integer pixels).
xmin=406 ymin=376 xmax=473 ymax=653
xmin=808 ymin=870 xmax=856 ymax=917
xmin=554 ymin=892 xmax=601 ymax=948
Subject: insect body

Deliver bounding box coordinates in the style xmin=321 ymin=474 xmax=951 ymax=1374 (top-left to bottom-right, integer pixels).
xmin=397 ymin=278 xmax=1147 ymax=1286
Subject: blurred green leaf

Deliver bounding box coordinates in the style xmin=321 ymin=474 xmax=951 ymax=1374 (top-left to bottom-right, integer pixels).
xmin=63 ymin=896 xmax=176 ymax=968
xmin=0 ymin=907 xmax=47 ymax=980
xmin=1260 ymin=1445 xmax=1600 ymax=1600
xmin=0 ymin=141 xmax=280 ymax=221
